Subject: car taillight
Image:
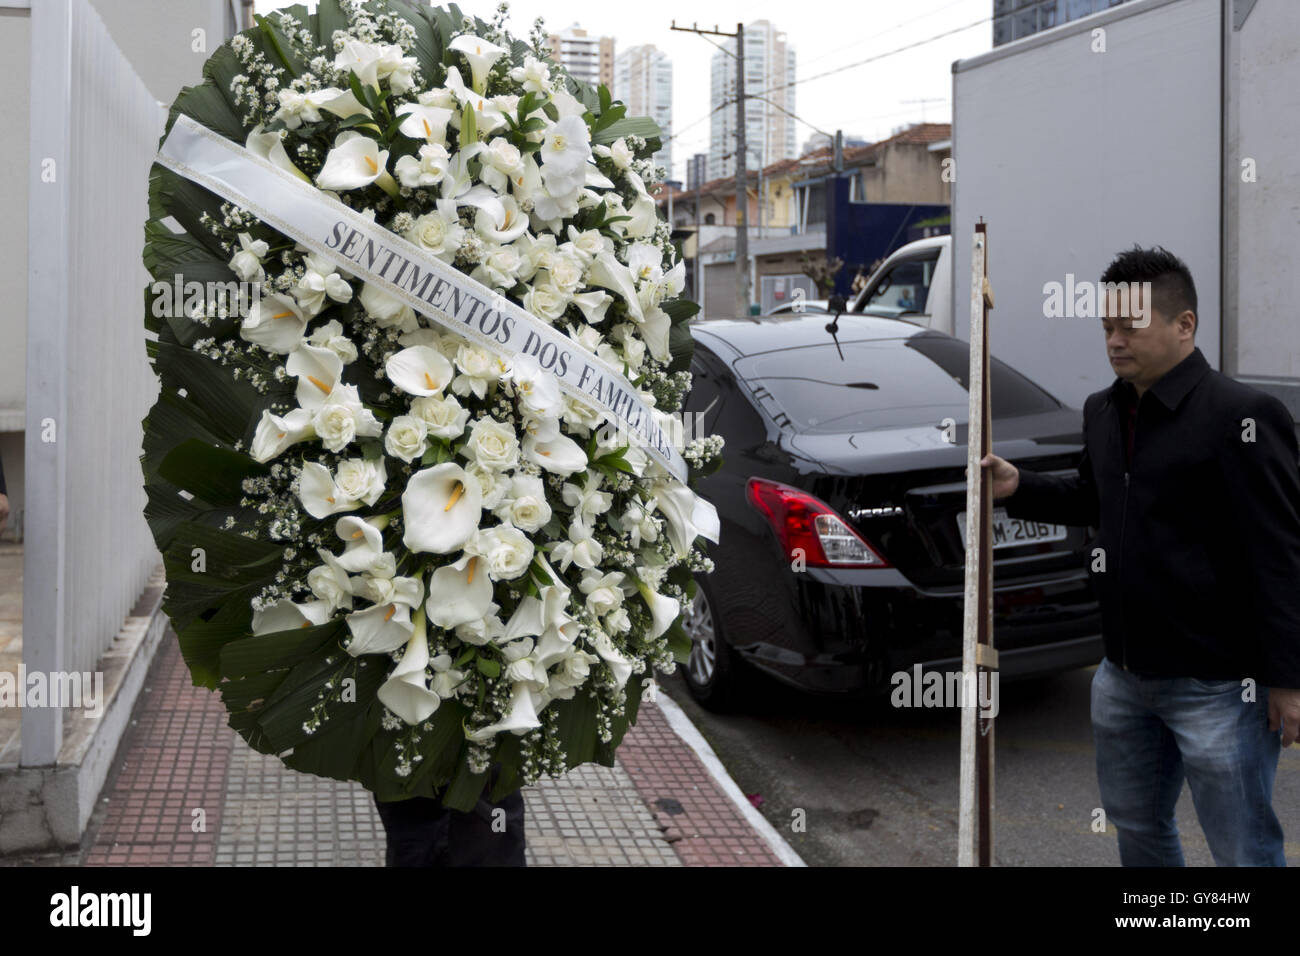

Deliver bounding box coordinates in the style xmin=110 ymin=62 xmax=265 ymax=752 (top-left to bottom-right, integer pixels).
xmin=745 ymin=477 xmax=889 ymax=568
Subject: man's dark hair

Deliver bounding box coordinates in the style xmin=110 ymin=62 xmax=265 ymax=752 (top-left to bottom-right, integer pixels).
xmin=1100 ymin=245 xmax=1198 ymax=331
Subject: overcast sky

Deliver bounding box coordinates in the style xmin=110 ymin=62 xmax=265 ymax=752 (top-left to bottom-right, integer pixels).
xmin=253 ymin=0 xmax=994 ymax=182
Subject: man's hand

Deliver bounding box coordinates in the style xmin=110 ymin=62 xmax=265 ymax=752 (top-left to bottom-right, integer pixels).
xmin=0 ymin=493 xmax=8 ymax=528
xmin=1268 ymin=687 xmax=1300 ymax=747
xmin=978 ymin=454 xmax=1020 ymax=500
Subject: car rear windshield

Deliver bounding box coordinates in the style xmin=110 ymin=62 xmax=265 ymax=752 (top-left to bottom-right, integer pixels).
xmin=733 ymin=333 xmax=1061 ymax=434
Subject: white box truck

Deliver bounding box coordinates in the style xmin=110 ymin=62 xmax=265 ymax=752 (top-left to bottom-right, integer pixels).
xmin=951 ymin=0 xmax=1300 ymax=421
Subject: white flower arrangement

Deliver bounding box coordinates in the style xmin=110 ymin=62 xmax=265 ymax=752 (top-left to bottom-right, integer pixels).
xmin=142 ymin=0 xmax=722 ymax=808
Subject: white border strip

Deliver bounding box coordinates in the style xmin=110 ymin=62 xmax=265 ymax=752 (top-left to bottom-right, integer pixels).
xmin=654 ymin=691 xmax=806 ymax=867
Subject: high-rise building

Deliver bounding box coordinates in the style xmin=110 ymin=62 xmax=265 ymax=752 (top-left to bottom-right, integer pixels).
xmin=547 ymin=23 xmax=615 ymax=88
xmin=613 ymin=44 xmax=673 ymax=176
xmin=686 ymin=153 xmax=708 ymax=190
xmin=993 ymin=0 xmax=1134 ymax=46
xmin=800 ymin=131 xmax=869 ymax=157
xmin=707 ymin=20 xmax=796 ymax=182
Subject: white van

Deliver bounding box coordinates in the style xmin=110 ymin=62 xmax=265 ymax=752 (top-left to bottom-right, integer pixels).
xmin=846 ymin=235 xmax=952 ymax=335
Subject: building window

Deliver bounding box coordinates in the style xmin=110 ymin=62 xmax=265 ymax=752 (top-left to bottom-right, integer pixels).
xmin=704 ymin=213 xmax=716 ymax=225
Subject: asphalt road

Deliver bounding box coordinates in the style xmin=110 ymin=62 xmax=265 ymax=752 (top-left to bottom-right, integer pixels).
xmin=663 ymin=664 xmax=1300 ymax=867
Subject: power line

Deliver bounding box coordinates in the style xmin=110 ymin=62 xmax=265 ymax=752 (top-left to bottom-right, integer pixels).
xmin=752 ymin=15 xmax=991 ymax=99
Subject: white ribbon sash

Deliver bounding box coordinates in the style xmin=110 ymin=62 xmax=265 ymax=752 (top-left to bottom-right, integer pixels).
xmin=156 ymin=114 xmax=698 ymax=479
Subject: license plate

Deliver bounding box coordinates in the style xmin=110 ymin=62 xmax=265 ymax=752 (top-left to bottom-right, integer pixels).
xmin=956 ymin=508 xmax=1067 ymax=550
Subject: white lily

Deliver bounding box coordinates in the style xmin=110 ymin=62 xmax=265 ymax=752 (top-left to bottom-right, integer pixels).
xmin=334 ymin=515 xmax=391 ymax=574
xmin=588 ymin=629 xmax=635 ymax=691
xmin=246 ymin=125 xmax=311 ymax=181
xmin=299 ymin=461 xmax=356 ymax=519
xmin=239 ymin=292 xmax=306 ymax=354
xmin=522 ymin=431 xmax=588 ymax=476
xmin=586 ymin=251 xmax=645 ymax=324
xmin=635 ymin=576 xmax=681 ymax=640
xmin=650 ymin=478 xmax=711 ymax=558
xmin=449 ymin=34 xmax=508 ymax=93
xmin=251 ymin=598 xmax=330 ymax=635
xmin=444 ymin=67 xmax=508 ymax=136
xmin=425 ymin=551 xmax=494 ymax=629
xmin=334 ymin=38 xmax=417 ymax=94
xmin=395 ymin=102 xmax=453 ymax=145
xmin=385 ymin=345 xmax=455 ymax=397
xmin=474 ymin=195 xmax=528 ymax=243
xmin=316 ymin=131 xmax=397 ymax=196
xmin=344 ymin=582 xmax=420 ymax=657
xmin=249 ymin=406 xmax=313 ymax=463
xmin=377 ymin=607 xmax=441 ymax=725
xmin=562 ymin=472 xmax=613 ymax=533
xmin=286 ymin=343 xmax=343 ymax=409
xmin=466 ymin=681 xmax=542 ymax=742
xmin=402 ymin=463 xmax=483 ymax=554
xmin=317 ymin=88 xmax=373 ymax=122
xmin=273 ymin=86 xmax=349 ymax=129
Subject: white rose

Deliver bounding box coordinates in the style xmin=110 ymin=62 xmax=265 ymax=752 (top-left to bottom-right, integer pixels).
xmin=456 ymin=344 xmax=501 ymax=381
xmin=523 ymin=283 xmax=568 ymax=323
xmin=477 ymin=525 xmax=534 ymax=581
xmin=465 ymin=460 xmax=509 ymax=510
xmin=313 ymin=402 xmax=358 ymax=452
xmin=493 ymin=474 xmax=551 ymax=532
xmin=562 ymin=394 xmax=605 ymax=431
xmin=409 ymin=394 xmax=469 ymax=439
xmin=334 ymin=458 xmax=386 ymax=504
xmin=484 ymin=137 xmax=524 ymax=175
xmin=466 ymin=418 xmax=519 ymax=471
xmin=548 ymin=253 xmax=585 ymax=292
xmin=307 ymin=563 xmax=352 ymax=611
xmin=384 ymin=415 xmax=428 ymax=463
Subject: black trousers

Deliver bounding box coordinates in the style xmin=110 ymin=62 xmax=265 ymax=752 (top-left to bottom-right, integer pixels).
xmin=372 ymin=768 xmax=526 ymax=867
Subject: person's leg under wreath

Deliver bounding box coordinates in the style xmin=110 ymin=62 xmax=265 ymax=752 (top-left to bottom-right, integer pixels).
xmin=372 ymin=766 xmax=526 ymax=867
xmin=1091 ymin=659 xmax=1188 ymax=866
xmin=1160 ymin=679 xmax=1285 ymax=866
xmin=372 ymin=794 xmax=453 ymax=867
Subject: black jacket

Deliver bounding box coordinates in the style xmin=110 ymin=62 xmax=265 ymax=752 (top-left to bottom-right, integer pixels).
xmin=1005 ymin=347 xmax=1300 ymax=687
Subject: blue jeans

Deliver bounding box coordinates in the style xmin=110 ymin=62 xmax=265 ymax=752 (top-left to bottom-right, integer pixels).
xmin=1091 ymin=657 xmax=1285 ymax=866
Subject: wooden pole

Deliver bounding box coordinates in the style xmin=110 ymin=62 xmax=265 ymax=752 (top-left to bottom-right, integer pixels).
xmin=958 ymin=220 xmax=997 ymax=866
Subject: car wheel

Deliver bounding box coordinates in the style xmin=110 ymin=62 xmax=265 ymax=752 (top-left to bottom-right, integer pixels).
xmin=681 ymin=577 xmax=751 ymax=712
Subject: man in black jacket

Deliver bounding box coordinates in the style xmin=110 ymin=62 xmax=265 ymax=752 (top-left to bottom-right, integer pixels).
xmin=981 ymin=246 xmax=1300 ymax=866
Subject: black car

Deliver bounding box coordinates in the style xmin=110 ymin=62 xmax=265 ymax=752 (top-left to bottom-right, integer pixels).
xmin=680 ymin=312 xmax=1103 ymax=710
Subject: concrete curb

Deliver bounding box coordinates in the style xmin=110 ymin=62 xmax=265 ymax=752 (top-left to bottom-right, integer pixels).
xmin=653 ymin=691 xmax=806 ymax=867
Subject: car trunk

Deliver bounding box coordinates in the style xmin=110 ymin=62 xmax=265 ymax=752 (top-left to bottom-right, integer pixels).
xmin=796 ymin=408 xmax=1091 ymax=588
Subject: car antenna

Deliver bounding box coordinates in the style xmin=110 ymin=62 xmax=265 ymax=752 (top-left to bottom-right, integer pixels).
xmin=824 ymin=293 xmax=847 ymax=360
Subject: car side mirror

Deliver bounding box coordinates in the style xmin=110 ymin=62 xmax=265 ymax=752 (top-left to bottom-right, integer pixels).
xmin=828 ymin=294 xmax=847 ymax=314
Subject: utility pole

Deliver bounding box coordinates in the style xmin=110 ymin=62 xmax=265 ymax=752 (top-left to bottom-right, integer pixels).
xmin=693 ymin=154 xmax=703 ymax=304
xmin=671 ymin=21 xmax=749 ymax=318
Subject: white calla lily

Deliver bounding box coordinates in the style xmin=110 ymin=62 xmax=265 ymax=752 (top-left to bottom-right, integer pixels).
xmin=385 ymin=345 xmax=455 ymax=397
xmin=586 ymin=251 xmax=645 ymax=323
xmin=396 ymin=102 xmax=453 ymax=144
xmin=250 ymin=406 xmax=313 ymax=463
xmin=377 ymin=608 xmax=441 ymax=724
xmin=334 ymin=515 xmax=391 ymax=574
xmin=588 ymin=629 xmax=636 ymax=690
xmin=252 ymin=598 xmax=330 ymax=635
xmin=425 ymin=552 xmax=494 ymax=629
xmin=239 ymin=292 xmax=306 ymax=354
xmin=522 ymin=431 xmax=587 ymax=476
xmin=448 ymin=34 xmax=508 ymax=93
xmin=402 ymin=463 xmax=483 ymax=554
xmin=635 ymin=576 xmax=681 ymax=640
xmin=246 ymin=125 xmax=310 ymax=181
xmin=466 ymin=681 xmax=543 ymax=742
xmin=286 ymin=343 xmax=344 ymax=409
xmin=317 ymin=131 xmax=396 ymax=195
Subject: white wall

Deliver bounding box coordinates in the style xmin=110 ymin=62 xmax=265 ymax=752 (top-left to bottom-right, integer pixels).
xmin=952 ymin=0 xmax=1222 ymax=409
xmin=1223 ymin=0 xmax=1300 ymax=385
